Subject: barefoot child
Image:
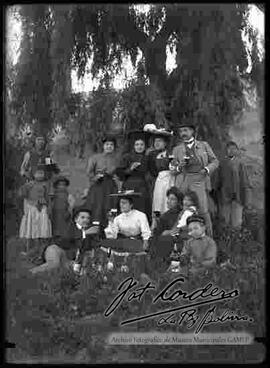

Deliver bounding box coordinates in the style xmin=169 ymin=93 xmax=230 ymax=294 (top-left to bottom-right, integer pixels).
xmin=19 ymin=165 xmax=52 ymax=257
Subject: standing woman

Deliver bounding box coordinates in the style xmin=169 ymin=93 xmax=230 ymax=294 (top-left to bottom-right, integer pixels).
xmin=51 ymin=176 xmax=76 ymax=239
xmin=83 ymin=135 xmax=120 ymax=226
xmin=148 ymin=128 xmax=175 ymax=218
xmin=115 ymin=131 xmax=152 ymax=222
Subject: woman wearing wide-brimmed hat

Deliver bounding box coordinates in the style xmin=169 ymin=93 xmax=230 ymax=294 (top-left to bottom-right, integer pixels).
xmin=147 ymin=126 xmax=175 ymax=218
xmin=104 ymin=190 xmax=151 ymax=249
xmin=83 ymin=134 xmax=121 ymax=226
xmin=114 ymin=129 xmax=152 ymax=222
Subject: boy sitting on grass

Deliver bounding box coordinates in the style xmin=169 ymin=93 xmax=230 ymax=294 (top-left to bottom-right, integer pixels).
xmin=179 ymin=215 xmax=217 ymax=274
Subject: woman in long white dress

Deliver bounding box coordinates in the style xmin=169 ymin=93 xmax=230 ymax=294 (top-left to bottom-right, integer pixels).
xmin=147 ymin=128 xmax=175 ymax=217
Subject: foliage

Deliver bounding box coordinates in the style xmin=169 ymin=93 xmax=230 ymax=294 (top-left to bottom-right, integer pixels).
xmin=10 ymin=5 xmax=54 ymax=135
xmin=7 ymin=4 xmax=264 ymax=148
xmin=6 ymin=215 xmax=265 ymax=363
xmin=65 ymin=87 xmax=119 ymax=154
xmin=49 ymin=5 xmax=74 ymax=129
xmin=69 ymin=3 xmax=254 ymax=146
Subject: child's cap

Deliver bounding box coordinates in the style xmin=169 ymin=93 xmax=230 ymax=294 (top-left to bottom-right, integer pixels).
xmin=53 ymin=175 xmax=70 ymax=188
xmin=187 ymin=215 xmax=205 ymax=226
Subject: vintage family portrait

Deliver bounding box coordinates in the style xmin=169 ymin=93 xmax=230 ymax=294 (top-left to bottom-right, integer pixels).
xmin=5 ymin=3 xmax=265 ymax=364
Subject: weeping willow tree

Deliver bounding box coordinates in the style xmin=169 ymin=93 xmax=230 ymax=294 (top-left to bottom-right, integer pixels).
xmin=9 ymin=3 xmax=264 ymax=151
xmin=10 ymin=5 xmax=54 ymax=136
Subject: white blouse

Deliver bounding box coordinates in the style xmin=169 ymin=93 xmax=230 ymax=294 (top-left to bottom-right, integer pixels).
xmin=176 ymin=206 xmax=197 ymax=228
xmin=104 ymin=209 xmax=151 ymax=240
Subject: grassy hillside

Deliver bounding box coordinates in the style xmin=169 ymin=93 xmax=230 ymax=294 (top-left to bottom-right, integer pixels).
xmin=5 ymin=108 xmax=265 ymax=363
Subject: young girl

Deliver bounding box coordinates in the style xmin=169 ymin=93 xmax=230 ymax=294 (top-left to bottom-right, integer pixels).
xmin=175 ymin=191 xmax=199 ymax=230
xmin=51 ymin=176 xmax=76 ymax=239
xmin=19 ymin=165 xmax=52 ymax=254
xmin=168 ymin=191 xmax=199 ymax=272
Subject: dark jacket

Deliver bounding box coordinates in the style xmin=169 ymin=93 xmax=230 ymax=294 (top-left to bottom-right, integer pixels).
xmin=153 ymin=207 xmax=180 ymax=237
xmin=217 ymin=155 xmax=252 ymax=206
xmin=54 ymin=222 xmax=100 ymax=259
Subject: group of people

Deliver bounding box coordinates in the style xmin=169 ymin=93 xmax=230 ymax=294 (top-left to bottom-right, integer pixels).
xmin=17 ymin=121 xmax=253 ymax=276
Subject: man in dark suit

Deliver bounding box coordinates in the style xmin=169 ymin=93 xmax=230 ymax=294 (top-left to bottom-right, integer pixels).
xmin=30 ymin=207 xmax=100 ymax=274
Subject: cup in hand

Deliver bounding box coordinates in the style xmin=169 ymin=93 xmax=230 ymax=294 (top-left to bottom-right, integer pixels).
xmin=45 ymin=157 xmax=52 ymax=165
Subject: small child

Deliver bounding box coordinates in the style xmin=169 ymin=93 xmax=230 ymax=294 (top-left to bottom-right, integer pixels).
xmin=176 ymin=191 xmax=198 ymax=230
xmin=51 ymin=176 xmax=75 ymax=239
xmin=19 ymin=165 xmax=52 ymax=255
xmin=179 ymin=215 xmax=217 ymax=274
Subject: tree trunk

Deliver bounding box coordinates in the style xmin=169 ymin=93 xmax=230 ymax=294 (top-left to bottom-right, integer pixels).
xmin=143 ymin=37 xmax=168 ymax=92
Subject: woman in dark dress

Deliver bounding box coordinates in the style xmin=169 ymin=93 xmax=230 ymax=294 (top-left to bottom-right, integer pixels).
xmin=115 ymin=131 xmax=152 ymax=222
xmin=83 ymin=135 xmax=121 ymax=227
xmin=51 ymin=176 xmax=75 ymax=239
xmin=150 ymin=186 xmax=184 ymax=271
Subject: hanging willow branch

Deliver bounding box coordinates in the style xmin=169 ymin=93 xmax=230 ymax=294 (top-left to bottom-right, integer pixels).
xmin=10 ymin=3 xmax=262 ymax=150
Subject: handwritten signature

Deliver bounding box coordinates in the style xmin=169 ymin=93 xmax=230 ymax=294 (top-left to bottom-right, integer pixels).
xmin=157 ymin=306 xmax=253 ymax=333
xmin=103 ymin=276 xmax=252 ymax=331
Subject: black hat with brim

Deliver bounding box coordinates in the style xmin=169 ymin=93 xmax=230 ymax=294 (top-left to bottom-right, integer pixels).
xmin=178 ymin=123 xmax=196 ymax=130
xmin=126 ymin=130 xmax=152 ymax=144
xmin=109 ymin=190 xmax=142 ymax=199
xmin=186 ymin=215 xmax=205 ymax=226
xmin=73 ymin=207 xmax=92 ymax=220
xmin=102 ymin=134 xmax=117 ymax=145
xmin=53 ymin=175 xmax=70 ymax=188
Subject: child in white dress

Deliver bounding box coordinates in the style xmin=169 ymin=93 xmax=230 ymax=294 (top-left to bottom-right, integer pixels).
xmin=19 ymin=166 xmax=52 ymax=255
xmin=175 ymin=191 xmax=198 ymax=230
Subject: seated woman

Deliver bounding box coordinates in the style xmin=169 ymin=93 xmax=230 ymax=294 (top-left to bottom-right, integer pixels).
xmin=152 ymin=186 xmax=183 ymax=238
xmin=104 ymin=190 xmax=151 ymax=251
xmin=150 ymin=189 xmax=199 ymax=270
xmin=150 ymin=187 xmax=183 ymax=261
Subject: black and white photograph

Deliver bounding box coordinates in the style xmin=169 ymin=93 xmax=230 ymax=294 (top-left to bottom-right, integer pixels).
xmin=4 ymin=3 xmax=265 ymax=364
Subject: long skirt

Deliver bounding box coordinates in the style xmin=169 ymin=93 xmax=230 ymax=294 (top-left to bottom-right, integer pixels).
xmin=84 ymin=176 xmax=118 ymax=226
xmin=98 ymin=239 xmax=148 ymax=278
xmin=122 ymin=176 xmax=152 ymax=223
xmin=19 ymin=200 xmax=52 ymax=239
xmin=152 ymin=170 xmax=176 ymax=214
xmin=52 ymin=209 xmax=72 ymax=238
